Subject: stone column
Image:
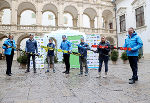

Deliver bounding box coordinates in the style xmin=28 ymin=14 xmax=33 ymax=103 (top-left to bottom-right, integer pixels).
xmin=36 ymin=3 xmax=42 ymax=32
xmin=11 ymin=1 xmax=17 ymax=25
xmin=73 ymin=18 xmax=77 ymax=27
xmin=11 ymin=1 xmax=17 ymax=31
xmin=90 ymin=19 xmax=95 ymax=28
xmin=97 ymin=8 xmax=103 ymax=29
xmin=57 ymin=4 xmax=64 ymax=26
xmin=0 ymin=10 xmax=3 ymax=24
xmin=55 ymin=17 xmax=58 ymax=26
xmin=17 ymin=15 xmax=21 ymax=25
xmin=36 ymin=6 xmax=42 ymax=25
xmin=78 ymin=10 xmax=83 ymax=28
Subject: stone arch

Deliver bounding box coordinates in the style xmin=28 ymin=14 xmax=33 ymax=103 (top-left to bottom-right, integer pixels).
xmin=64 ymin=5 xmax=78 ymax=27
xmin=0 ymin=0 xmax=11 ymax=11
xmin=42 ymin=3 xmax=58 ymax=26
xmin=17 ymin=2 xmax=36 ymax=25
xmin=83 ymin=8 xmax=97 ymax=28
xmin=83 ymin=8 xmax=97 ymax=20
xmin=102 ymin=10 xmax=113 ymax=29
xmin=17 ymin=2 xmax=36 ymax=16
xmin=42 ymin=3 xmax=58 ymax=16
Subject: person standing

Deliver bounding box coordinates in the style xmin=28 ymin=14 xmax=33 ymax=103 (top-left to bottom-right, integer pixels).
xmin=60 ymin=35 xmax=72 ymax=74
xmin=78 ymin=37 xmax=90 ymax=76
xmin=95 ymin=36 xmax=110 ymax=78
xmin=2 ymin=34 xmax=16 ymax=76
xmin=46 ymin=38 xmax=55 ymax=73
xmin=25 ymin=34 xmax=38 ymax=73
xmin=123 ymin=27 xmax=143 ymax=84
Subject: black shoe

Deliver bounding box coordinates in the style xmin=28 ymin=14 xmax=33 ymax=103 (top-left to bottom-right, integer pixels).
xmin=34 ymin=71 xmax=37 ymax=73
xmin=6 ymin=74 xmax=11 ymax=76
xmin=129 ymin=79 xmax=135 ymax=84
xmin=25 ymin=70 xmax=30 ymax=73
xmin=62 ymin=71 xmax=66 ymax=73
xmin=129 ymin=78 xmax=138 ymax=81
xmin=78 ymin=73 xmax=83 ymax=75
xmin=65 ymin=72 xmax=70 ymax=74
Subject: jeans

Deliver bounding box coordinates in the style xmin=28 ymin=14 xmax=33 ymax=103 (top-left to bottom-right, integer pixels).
xmin=27 ymin=54 xmax=36 ymax=71
xmin=128 ymin=56 xmax=138 ymax=80
xmin=63 ymin=54 xmax=70 ymax=73
xmin=47 ymin=55 xmax=54 ymax=69
xmin=5 ymin=54 xmax=14 ymax=74
xmin=79 ymin=56 xmax=88 ymax=74
xmin=98 ymin=55 xmax=109 ymax=73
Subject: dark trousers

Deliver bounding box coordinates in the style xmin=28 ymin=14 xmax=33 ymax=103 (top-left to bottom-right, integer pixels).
xmin=79 ymin=56 xmax=88 ymax=74
xmin=6 ymin=54 xmax=14 ymax=74
xmin=27 ymin=54 xmax=36 ymax=71
xmin=99 ymin=55 xmax=109 ymax=73
xmin=63 ymin=54 xmax=70 ymax=73
xmin=128 ymin=56 xmax=138 ymax=80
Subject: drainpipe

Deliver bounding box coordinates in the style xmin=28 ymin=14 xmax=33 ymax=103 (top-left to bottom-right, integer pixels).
xmin=112 ymin=0 xmax=118 ymax=47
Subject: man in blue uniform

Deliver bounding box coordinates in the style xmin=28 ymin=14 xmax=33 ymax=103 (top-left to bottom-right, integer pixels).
xmin=123 ymin=27 xmax=143 ymax=84
xmin=60 ymin=35 xmax=72 ymax=74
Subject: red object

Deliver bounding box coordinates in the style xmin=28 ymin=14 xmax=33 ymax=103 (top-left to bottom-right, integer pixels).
xmin=91 ymin=45 xmax=131 ymax=51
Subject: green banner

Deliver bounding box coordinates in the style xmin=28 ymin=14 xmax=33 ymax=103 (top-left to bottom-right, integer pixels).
xmin=67 ymin=35 xmax=83 ymax=68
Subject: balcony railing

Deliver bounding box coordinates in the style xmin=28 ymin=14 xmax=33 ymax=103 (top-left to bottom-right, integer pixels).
xmin=0 ymin=24 xmax=116 ymax=34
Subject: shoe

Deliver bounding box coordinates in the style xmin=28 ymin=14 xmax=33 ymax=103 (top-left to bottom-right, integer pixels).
xmin=129 ymin=78 xmax=138 ymax=81
xmin=129 ymin=79 xmax=135 ymax=84
xmin=78 ymin=73 xmax=83 ymax=76
xmin=65 ymin=72 xmax=70 ymax=74
xmin=6 ymin=74 xmax=11 ymax=76
xmin=103 ymin=72 xmax=107 ymax=78
xmin=25 ymin=70 xmax=30 ymax=73
xmin=85 ymin=73 xmax=88 ymax=76
xmin=53 ymin=69 xmax=55 ymax=73
xmin=34 ymin=71 xmax=37 ymax=73
xmin=45 ymin=70 xmax=49 ymax=73
xmin=96 ymin=72 xmax=101 ymax=78
xmin=62 ymin=71 xmax=66 ymax=73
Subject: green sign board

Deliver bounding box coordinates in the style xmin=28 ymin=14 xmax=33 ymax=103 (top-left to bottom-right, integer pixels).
xmin=67 ymin=35 xmax=83 ymax=68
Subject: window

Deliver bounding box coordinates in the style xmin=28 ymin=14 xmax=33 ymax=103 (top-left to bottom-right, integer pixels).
xmin=120 ymin=14 xmax=126 ymax=32
xmin=135 ymin=6 xmax=145 ymax=27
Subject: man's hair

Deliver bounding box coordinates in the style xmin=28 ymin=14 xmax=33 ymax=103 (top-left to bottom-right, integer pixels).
xmin=49 ymin=37 xmax=53 ymax=42
xmin=101 ymin=36 xmax=105 ymax=39
xmin=129 ymin=27 xmax=134 ymax=30
xmin=29 ymin=34 xmax=34 ymax=36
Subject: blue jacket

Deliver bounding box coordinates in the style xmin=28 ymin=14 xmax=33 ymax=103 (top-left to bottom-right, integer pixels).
xmin=2 ymin=39 xmax=16 ymax=55
xmin=47 ymin=43 xmax=55 ymax=56
xmin=60 ymin=40 xmax=72 ymax=54
xmin=123 ymin=32 xmax=143 ymax=56
xmin=78 ymin=42 xmax=90 ymax=58
xmin=96 ymin=41 xmax=110 ymax=56
xmin=25 ymin=39 xmax=38 ymax=53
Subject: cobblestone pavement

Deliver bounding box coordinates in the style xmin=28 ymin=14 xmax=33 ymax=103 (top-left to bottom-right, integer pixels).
xmin=0 ymin=59 xmax=150 ymax=103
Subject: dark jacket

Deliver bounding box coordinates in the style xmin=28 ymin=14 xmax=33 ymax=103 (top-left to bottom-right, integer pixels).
xmin=78 ymin=42 xmax=90 ymax=58
xmin=96 ymin=41 xmax=110 ymax=56
xmin=25 ymin=39 xmax=38 ymax=53
xmin=47 ymin=43 xmax=55 ymax=56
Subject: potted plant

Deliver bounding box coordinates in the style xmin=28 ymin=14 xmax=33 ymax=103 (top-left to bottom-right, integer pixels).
xmin=17 ymin=52 xmax=28 ymax=69
xmin=121 ymin=51 xmax=128 ymax=64
xmin=110 ymin=50 xmax=119 ymax=64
